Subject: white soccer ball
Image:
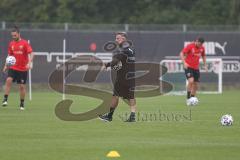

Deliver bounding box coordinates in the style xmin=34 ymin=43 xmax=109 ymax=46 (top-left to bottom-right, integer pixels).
xmin=189 ymin=97 xmax=199 ymax=106
xmin=6 ymin=56 xmax=16 ymax=66
xmin=220 ymin=114 xmax=233 ymax=126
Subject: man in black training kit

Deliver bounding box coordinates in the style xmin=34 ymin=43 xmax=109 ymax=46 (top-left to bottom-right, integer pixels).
xmin=99 ymin=32 xmax=136 ymax=122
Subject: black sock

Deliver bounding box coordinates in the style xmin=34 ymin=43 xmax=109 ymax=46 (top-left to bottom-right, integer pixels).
xmin=107 ymin=107 xmax=115 ymax=118
xmin=3 ymin=95 xmax=8 ymax=102
xmin=20 ymin=99 xmax=24 ymax=107
xmin=187 ymin=91 xmax=191 ymax=99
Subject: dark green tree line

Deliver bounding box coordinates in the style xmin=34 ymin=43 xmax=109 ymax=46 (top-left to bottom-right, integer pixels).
xmin=0 ymin=0 xmax=239 ymax=24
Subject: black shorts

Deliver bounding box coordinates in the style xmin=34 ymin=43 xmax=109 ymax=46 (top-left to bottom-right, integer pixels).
xmin=184 ymin=67 xmax=200 ymax=82
xmin=8 ymin=69 xmax=28 ymax=84
xmin=113 ymin=82 xmax=135 ymax=99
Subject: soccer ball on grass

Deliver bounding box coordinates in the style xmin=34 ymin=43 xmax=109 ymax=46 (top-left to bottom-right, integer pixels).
xmin=220 ymin=114 xmax=233 ymax=126
xmin=187 ymin=97 xmax=199 ymax=106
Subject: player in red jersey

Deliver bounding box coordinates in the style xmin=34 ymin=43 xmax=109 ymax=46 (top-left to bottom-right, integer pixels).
xmin=180 ymin=37 xmax=207 ymax=105
xmin=2 ymin=26 xmax=34 ymax=110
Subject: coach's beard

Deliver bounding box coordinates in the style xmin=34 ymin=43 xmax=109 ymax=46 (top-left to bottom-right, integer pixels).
xmin=13 ymin=37 xmax=20 ymax=41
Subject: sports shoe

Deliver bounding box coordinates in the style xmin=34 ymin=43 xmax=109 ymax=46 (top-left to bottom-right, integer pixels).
xmin=99 ymin=114 xmax=112 ymax=122
xmin=2 ymin=101 xmax=8 ymax=107
xmin=186 ymin=99 xmax=191 ymax=106
xmin=125 ymin=117 xmax=136 ymax=122
xmin=20 ymin=107 xmax=25 ymax=111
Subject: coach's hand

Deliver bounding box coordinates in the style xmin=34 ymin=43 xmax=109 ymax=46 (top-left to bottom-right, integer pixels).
xmin=101 ymin=64 xmax=106 ymax=70
xmin=26 ymin=62 xmax=33 ymax=70
xmin=204 ymin=65 xmax=208 ymax=72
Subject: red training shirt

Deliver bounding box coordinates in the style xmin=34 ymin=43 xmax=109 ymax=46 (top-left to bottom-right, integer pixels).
xmin=8 ymin=39 xmax=33 ymax=71
xmin=182 ymin=42 xmax=205 ymax=70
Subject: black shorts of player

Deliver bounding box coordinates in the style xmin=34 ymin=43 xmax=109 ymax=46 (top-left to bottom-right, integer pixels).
xmin=184 ymin=67 xmax=200 ymax=82
xmin=8 ymin=69 xmax=28 ymax=84
xmin=113 ymin=82 xmax=135 ymax=99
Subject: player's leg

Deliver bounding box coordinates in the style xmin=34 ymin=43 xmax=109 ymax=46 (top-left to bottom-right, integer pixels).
xmin=125 ymin=98 xmax=136 ymax=122
xmin=191 ymin=69 xmax=200 ymax=97
xmin=2 ymin=69 xmax=15 ymax=106
xmin=187 ymin=77 xmax=194 ymax=98
xmin=99 ymin=82 xmax=121 ymax=121
xmin=129 ymin=98 xmax=136 ymax=112
xmin=123 ymin=86 xmax=136 ymax=122
xmin=191 ymin=82 xmax=198 ymax=97
xmin=99 ymin=96 xmax=119 ymax=122
xmin=17 ymin=71 xmax=27 ymax=110
xmin=186 ymin=77 xmax=195 ymax=105
xmin=185 ymin=68 xmax=194 ymax=100
xmin=107 ymin=96 xmax=119 ymax=119
xmin=19 ymin=84 xmax=26 ymax=110
xmin=2 ymin=77 xmax=13 ymax=106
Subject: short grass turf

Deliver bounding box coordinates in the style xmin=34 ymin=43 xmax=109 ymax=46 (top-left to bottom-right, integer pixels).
xmin=0 ymin=90 xmax=240 ymax=160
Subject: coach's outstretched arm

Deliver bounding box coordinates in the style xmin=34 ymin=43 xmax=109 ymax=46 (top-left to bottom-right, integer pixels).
xmin=104 ymin=54 xmax=123 ymax=69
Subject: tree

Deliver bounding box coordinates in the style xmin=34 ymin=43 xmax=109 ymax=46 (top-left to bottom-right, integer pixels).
xmin=0 ymin=0 xmax=238 ymax=25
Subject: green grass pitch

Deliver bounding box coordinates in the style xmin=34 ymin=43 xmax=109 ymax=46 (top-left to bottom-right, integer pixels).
xmin=0 ymin=90 xmax=240 ymax=160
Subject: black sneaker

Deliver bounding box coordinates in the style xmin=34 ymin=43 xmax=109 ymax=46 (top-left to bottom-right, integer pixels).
xmin=99 ymin=114 xmax=112 ymax=122
xmin=125 ymin=117 xmax=136 ymax=122
xmin=20 ymin=104 xmax=25 ymax=111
